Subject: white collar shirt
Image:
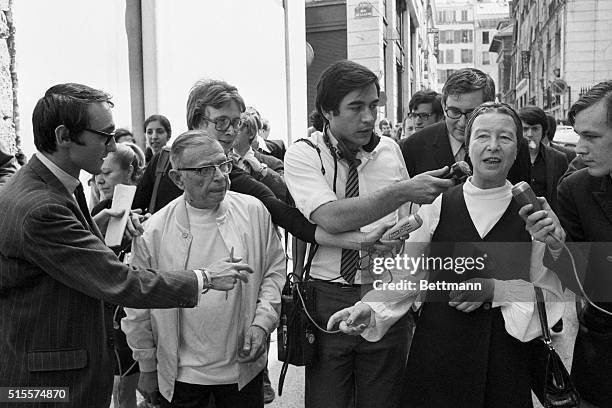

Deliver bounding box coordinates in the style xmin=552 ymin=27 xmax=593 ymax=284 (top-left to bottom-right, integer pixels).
xmin=284 ymin=130 xmax=410 ymax=283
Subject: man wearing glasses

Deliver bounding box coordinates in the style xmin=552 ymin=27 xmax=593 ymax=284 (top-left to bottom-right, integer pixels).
xmin=399 ymin=68 xmax=495 ymax=177
xmin=0 ymin=83 xmax=252 ymax=407
xmin=123 ymin=130 xmax=285 ymax=408
xmin=403 ymin=90 xmax=443 ymax=137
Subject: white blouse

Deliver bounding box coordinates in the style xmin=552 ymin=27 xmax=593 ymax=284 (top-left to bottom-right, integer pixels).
xmin=361 ymin=178 xmax=565 ymax=343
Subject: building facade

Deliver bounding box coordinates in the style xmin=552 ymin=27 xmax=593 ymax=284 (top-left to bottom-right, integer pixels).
xmin=489 ymin=21 xmax=513 ymax=103
xmin=434 ymin=0 xmax=508 ymax=92
xmin=509 ymin=0 xmax=612 ymax=120
xmin=306 ymin=0 xmax=438 ymax=126
xmin=0 ymin=0 xmax=16 ymax=156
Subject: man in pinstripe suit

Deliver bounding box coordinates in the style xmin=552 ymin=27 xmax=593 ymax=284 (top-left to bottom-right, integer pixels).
xmin=0 ymin=83 xmax=251 ymax=407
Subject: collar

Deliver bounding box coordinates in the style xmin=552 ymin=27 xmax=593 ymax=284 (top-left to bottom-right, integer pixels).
xmin=232 ymin=146 xmax=254 ymax=160
xmin=36 ymin=152 xmax=80 ymax=194
xmin=257 ymin=135 xmax=271 ymax=153
xmin=464 ymin=177 xmax=512 ymax=200
xmin=324 ymin=128 xmax=381 ymax=164
xmin=175 ymin=194 xmax=229 ymax=233
xmin=448 ymin=134 xmax=464 ymax=157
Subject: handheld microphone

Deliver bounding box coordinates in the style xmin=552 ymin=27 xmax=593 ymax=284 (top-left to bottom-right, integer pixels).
xmin=511 ymin=181 xmax=542 ymax=213
xmin=442 ymin=161 xmax=471 ymax=185
xmin=381 ymin=214 xmax=423 ymax=241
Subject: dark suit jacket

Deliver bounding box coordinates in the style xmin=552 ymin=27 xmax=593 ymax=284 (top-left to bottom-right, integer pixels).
xmin=255 ymin=150 xmax=284 ymax=176
xmin=399 ymin=122 xmax=453 ymax=177
xmin=0 ymin=156 xmax=199 ymax=407
xmin=550 ymin=141 xmax=576 ymax=162
xmin=548 ymin=169 xmax=612 ymax=405
xmin=260 ymin=139 xmax=286 ymax=162
xmin=539 ymin=144 xmax=568 ymax=212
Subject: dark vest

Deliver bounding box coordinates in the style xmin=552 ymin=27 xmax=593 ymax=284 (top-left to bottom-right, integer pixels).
xmin=402 ymin=185 xmax=536 ymax=408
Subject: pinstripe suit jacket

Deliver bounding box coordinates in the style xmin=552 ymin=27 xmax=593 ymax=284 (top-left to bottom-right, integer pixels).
xmin=0 ymin=156 xmax=199 ymax=407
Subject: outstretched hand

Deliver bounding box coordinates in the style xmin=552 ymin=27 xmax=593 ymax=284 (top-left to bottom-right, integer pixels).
xmin=406 ymin=167 xmax=455 ymax=205
xmin=205 ymin=252 xmax=254 ymax=291
xmin=518 ymin=197 xmax=565 ymax=249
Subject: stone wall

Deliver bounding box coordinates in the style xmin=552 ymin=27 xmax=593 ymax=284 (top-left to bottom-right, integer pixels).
xmin=0 ymin=0 xmax=16 ymax=155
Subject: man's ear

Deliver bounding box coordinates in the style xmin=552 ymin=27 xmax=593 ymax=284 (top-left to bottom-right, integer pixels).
xmin=168 ymin=169 xmax=185 ymax=191
xmin=55 ymin=125 xmax=72 ymax=147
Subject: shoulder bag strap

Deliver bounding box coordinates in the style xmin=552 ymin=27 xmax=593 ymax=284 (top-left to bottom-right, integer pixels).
xmin=148 ymin=148 xmax=171 ymax=213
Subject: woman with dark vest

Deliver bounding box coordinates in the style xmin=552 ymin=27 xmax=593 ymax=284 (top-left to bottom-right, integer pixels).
xmin=327 ymin=103 xmax=565 ymax=407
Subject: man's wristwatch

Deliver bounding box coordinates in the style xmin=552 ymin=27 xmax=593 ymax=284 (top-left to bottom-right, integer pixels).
xmin=194 ymin=268 xmax=214 ymax=290
xmin=253 ymin=163 xmax=267 ymax=180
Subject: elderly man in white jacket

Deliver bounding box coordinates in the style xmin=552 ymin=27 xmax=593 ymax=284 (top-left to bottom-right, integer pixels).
xmin=123 ymin=131 xmax=285 ymax=408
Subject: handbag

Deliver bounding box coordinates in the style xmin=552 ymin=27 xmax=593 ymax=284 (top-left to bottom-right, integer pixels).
xmin=530 ymin=286 xmax=580 ymax=407
xmin=277 ymin=244 xmax=319 ymax=395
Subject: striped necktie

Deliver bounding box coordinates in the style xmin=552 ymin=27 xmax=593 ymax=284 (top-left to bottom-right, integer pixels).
xmin=339 ymin=161 xmax=360 ymax=283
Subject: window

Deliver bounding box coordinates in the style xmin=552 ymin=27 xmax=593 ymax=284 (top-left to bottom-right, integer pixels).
xmin=461 ymin=9 xmax=468 ymax=21
xmin=396 ymin=0 xmax=406 ymax=44
xmin=441 ymin=30 xmax=454 ymax=44
xmin=461 ymin=49 xmax=473 ymax=63
xmin=446 ymin=49 xmax=454 ymax=64
xmin=456 ymin=30 xmax=473 ymax=43
xmin=438 ymin=69 xmax=448 ymax=83
xmin=482 ymin=51 xmax=490 ymax=65
xmin=438 ymin=51 xmax=444 ymax=64
xmin=482 ymin=31 xmax=489 ymax=44
xmin=437 ymin=10 xmax=456 ymax=24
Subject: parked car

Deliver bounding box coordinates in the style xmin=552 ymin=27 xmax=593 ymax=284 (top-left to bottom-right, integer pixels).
xmin=553 ymin=125 xmax=580 ymax=148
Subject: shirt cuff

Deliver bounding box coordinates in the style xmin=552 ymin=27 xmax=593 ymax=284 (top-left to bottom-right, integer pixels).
xmin=547 ymin=244 xmax=563 ymax=261
xmin=138 ymin=358 xmax=158 ymax=373
xmin=193 ymin=269 xmax=204 ymax=304
xmin=491 ymin=279 xmax=533 ymax=307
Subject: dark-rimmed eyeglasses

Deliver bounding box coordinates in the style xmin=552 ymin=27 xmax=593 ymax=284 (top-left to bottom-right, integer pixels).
xmin=445 ymin=107 xmax=475 ymax=120
xmin=408 ymin=112 xmax=434 ymax=120
xmin=85 ymin=128 xmax=115 ymax=145
xmin=202 ymin=116 xmax=243 ymax=132
xmin=177 ymin=159 xmax=233 ymax=178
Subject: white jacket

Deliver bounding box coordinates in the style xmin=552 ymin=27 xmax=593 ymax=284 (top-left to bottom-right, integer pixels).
xmin=122 ymin=192 xmax=285 ymax=401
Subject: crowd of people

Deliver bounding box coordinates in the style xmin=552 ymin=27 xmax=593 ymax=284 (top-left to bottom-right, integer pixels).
xmin=0 ymin=60 xmax=611 ymax=408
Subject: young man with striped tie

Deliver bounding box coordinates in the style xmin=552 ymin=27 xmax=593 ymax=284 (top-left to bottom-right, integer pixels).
xmin=284 ymin=60 xmax=454 ymax=408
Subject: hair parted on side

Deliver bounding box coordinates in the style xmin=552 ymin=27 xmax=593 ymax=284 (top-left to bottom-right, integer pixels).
xmin=568 ymin=80 xmax=612 ymax=126
xmin=442 ymin=68 xmax=495 ymax=105
xmin=32 ymin=83 xmax=113 ymax=153
xmin=186 ymin=79 xmax=246 ymax=130
xmin=315 ymin=60 xmax=380 ymax=121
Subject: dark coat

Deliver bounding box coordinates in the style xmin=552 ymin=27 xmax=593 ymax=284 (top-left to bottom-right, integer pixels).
xmin=550 ymin=141 xmax=576 ymax=162
xmin=549 ymin=169 xmax=612 ymax=406
xmin=0 ymin=156 xmax=198 ymax=407
xmin=538 ymin=144 xmax=568 ymax=212
xmin=399 ymin=122 xmax=454 ymax=177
